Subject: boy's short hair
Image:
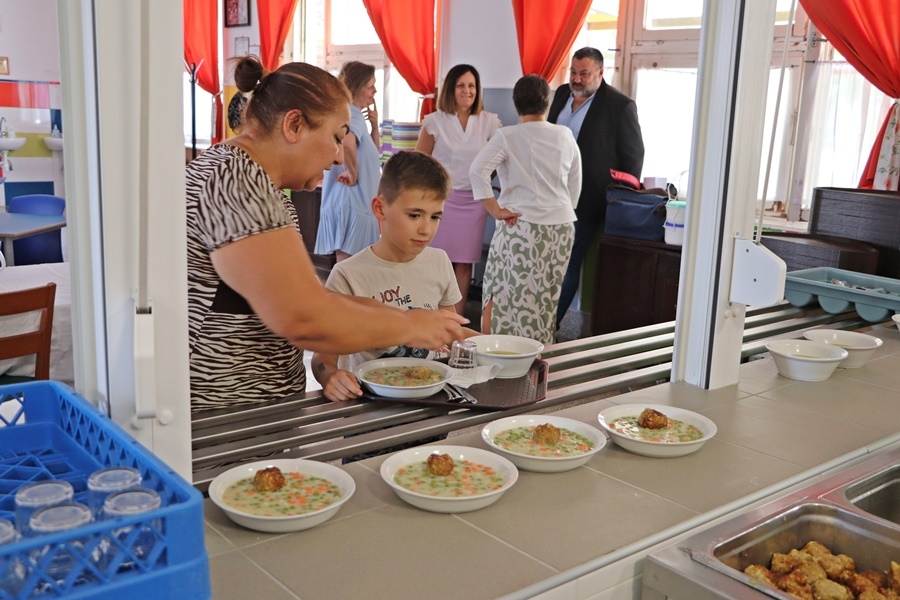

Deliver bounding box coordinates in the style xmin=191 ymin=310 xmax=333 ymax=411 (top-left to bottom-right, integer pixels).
xmin=378 ymin=151 xmax=452 ymax=204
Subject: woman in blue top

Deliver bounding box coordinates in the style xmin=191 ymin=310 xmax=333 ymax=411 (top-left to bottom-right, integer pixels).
xmin=315 ymin=61 xmax=382 ymax=262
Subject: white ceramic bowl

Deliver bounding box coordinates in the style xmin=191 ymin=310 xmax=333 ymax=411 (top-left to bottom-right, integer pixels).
xmin=765 ymin=339 xmax=848 ymax=381
xmin=893 ymin=314 xmax=900 ymax=332
xmin=481 ymin=415 xmax=606 ymax=472
xmin=208 ymin=459 xmax=356 ymax=533
xmin=802 ymin=329 xmax=882 ymax=368
xmin=597 ymin=404 xmax=717 ymax=458
xmin=355 ymin=357 xmax=452 ymax=399
xmin=380 ymin=445 xmax=518 ymax=513
xmin=469 ymin=334 xmax=543 ymax=379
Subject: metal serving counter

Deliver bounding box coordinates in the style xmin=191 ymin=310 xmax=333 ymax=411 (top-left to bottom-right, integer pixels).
xmin=191 ymin=304 xmax=866 ymax=492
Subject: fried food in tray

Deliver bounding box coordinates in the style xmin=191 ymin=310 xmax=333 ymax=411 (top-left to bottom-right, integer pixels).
xmin=253 ymin=466 xmax=287 ymax=492
xmin=532 ymin=423 xmax=561 ymax=445
xmin=638 ymin=407 xmax=668 ymax=430
xmin=426 ymin=453 xmax=455 ymax=476
xmin=743 ymin=540 xmax=900 ymax=600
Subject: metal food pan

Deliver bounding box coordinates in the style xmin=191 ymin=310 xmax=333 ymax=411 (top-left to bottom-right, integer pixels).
xmin=689 ymin=502 xmax=900 ymax=599
xmin=841 ymin=465 xmax=900 ymax=528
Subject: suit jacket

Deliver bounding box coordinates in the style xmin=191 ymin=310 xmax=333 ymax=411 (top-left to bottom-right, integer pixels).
xmin=548 ymin=80 xmax=644 ymax=225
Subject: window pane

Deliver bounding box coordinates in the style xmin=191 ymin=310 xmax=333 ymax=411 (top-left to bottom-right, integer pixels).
xmin=758 ymin=67 xmax=796 ymax=201
xmin=330 ymin=0 xmax=380 ymax=45
xmin=183 ymin=72 xmax=212 ymax=146
xmin=644 ymin=0 xmax=703 ymax=30
xmin=569 ymin=0 xmax=620 ymax=85
xmin=633 ymin=67 xmax=697 ymax=190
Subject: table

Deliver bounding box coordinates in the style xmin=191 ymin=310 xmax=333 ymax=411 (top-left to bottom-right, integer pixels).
xmin=0 ymin=212 xmax=67 ymax=266
xmin=0 ymin=262 xmax=74 ymax=384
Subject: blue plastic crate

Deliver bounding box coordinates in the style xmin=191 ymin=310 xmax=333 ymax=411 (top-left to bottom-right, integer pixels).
xmin=784 ymin=267 xmax=900 ymax=322
xmin=0 ymin=382 xmax=209 ymax=599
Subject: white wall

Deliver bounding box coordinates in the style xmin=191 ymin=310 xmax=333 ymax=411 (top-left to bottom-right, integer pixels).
xmin=0 ymin=0 xmax=60 ymax=81
xmin=440 ymin=0 xmax=520 ymax=88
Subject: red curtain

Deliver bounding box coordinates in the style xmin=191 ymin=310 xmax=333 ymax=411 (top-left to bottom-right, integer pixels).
xmin=363 ymin=0 xmax=440 ymax=119
xmin=257 ymin=0 xmax=300 ymax=71
xmin=512 ymin=0 xmax=593 ymax=80
xmin=799 ymin=0 xmax=900 ymax=189
xmin=184 ymin=0 xmax=223 ymax=144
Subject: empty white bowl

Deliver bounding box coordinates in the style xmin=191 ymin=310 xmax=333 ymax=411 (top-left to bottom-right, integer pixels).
xmin=481 ymin=415 xmax=606 ymax=472
xmin=765 ymin=339 xmax=848 ymax=381
xmin=802 ymin=329 xmax=882 ymax=368
xmin=893 ymin=314 xmax=900 ymax=332
xmin=469 ymin=334 xmax=543 ymax=379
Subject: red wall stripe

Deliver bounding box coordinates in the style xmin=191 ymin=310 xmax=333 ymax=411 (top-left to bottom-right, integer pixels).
xmin=0 ymin=81 xmax=51 ymax=109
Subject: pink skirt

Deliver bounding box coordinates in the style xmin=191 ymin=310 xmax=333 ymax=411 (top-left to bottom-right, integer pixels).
xmin=430 ymin=189 xmax=489 ymax=264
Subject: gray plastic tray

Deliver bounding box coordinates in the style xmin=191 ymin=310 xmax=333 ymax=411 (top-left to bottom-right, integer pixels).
xmin=783 ymin=267 xmax=900 ymax=321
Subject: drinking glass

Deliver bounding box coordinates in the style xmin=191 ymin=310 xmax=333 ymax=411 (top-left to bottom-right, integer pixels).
xmin=99 ymin=488 xmax=162 ymax=573
xmin=0 ymin=518 xmax=26 ymax=596
xmin=27 ymin=503 xmax=94 ymax=590
xmin=87 ymin=467 xmax=142 ymax=516
xmin=14 ymin=480 xmax=74 ymax=537
xmin=448 ymin=340 xmax=477 ymax=385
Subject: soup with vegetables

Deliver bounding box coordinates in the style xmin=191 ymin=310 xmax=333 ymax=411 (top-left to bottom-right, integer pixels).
xmin=609 ymin=416 xmax=703 ymax=443
xmin=364 ymin=366 xmax=444 ymax=387
xmin=493 ymin=426 xmax=594 ymax=457
xmin=393 ymin=459 xmax=505 ymax=497
xmin=223 ymin=472 xmax=342 ymax=516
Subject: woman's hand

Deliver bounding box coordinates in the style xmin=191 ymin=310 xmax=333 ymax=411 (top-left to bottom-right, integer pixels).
xmin=322 ymin=369 xmax=363 ymax=402
xmin=496 ymin=208 xmax=521 ymax=227
xmin=336 ymin=170 xmax=357 ymax=186
xmin=403 ymin=309 xmax=469 ymax=351
xmin=362 ymin=103 xmax=378 ymax=127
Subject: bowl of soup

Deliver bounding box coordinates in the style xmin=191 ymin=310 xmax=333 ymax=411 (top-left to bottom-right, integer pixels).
xmin=355 ymin=357 xmax=452 ymax=399
xmin=208 ymin=459 xmax=356 ymax=533
xmin=597 ymin=404 xmax=717 ymax=458
xmin=481 ymin=415 xmax=606 ymax=472
xmin=380 ymin=445 xmax=518 ymax=513
xmin=469 ymin=334 xmax=544 ymax=379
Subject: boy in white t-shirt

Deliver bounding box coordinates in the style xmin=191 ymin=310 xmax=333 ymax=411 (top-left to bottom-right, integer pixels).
xmin=312 ymin=151 xmax=478 ymax=402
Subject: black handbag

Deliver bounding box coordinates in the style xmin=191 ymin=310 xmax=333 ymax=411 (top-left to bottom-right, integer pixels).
xmin=604 ymin=185 xmax=668 ymax=241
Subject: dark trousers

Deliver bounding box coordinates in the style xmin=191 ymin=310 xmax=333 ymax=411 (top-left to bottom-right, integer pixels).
xmin=557 ymin=218 xmax=601 ymax=328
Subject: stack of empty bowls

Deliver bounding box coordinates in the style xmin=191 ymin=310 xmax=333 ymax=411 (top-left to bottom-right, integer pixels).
xmin=764 ymin=339 xmax=848 ymax=381
xmin=802 ymin=329 xmax=883 ymax=369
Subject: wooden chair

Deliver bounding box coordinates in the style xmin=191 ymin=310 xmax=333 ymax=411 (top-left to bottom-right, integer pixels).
xmin=0 ymin=283 xmax=57 ymax=383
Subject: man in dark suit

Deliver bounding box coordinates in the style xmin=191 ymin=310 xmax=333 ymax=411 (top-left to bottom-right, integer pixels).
xmin=549 ymin=47 xmax=644 ymax=329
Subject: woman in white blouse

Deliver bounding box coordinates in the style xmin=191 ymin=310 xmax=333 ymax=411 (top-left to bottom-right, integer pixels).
xmin=416 ymin=64 xmax=500 ymax=315
xmin=469 ymin=75 xmax=582 ymax=345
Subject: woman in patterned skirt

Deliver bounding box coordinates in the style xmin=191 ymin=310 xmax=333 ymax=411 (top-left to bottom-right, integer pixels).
xmin=416 ymin=64 xmax=501 ymax=314
xmin=469 ymin=75 xmax=582 ymax=345
xmin=185 ymin=56 xmax=467 ymax=411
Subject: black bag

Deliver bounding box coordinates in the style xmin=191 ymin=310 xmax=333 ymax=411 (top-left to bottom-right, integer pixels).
xmin=604 ymin=185 xmax=667 ymax=241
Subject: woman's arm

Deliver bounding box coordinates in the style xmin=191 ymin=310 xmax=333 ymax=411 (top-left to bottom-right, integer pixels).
xmin=211 ymin=228 xmax=467 ymax=355
xmin=336 ymin=133 xmax=359 ymax=186
xmin=415 ymin=125 xmax=436 ymax=155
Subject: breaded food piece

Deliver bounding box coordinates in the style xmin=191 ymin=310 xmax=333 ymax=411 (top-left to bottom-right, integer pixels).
xmin=860 ymin=570 xmax=888 ymax=589
xmin=777 ymin=571 xmax=813 ymax=600
xmin=794 ymin=560 xmax=828 ymax=584
xmin=789 ymin=549 xmax=815 ymax=563
xmin=532 ymin=423 xmax=561 ymax=445
xmin=811 ymin=578 xmax=852 ymax=600
xmin=745 ymin=564 xmax=777 ymax=588
xmin=858 ymin=590 xmax=887 ymax=600
xmin=253 ymin=466 xmax=286 ymax=492
xmin=405 ymin=366 xmax=435 ymax=381
xmin=638 ymin=408 xmax=668 ymax=429
xmin=426 ymin=453 xmax=454 ymax=476
xmin=891 ymin=561 xmax=900 ymax=593
xmin=847 ymin=572 xmax=880 ymax=597
xmin=772 ymin=552 xmax=802 ymax=574
xmin=816 ymin=553 xmax=853 ymax=583
xmin=803 ymin=541 xmax=832 ymax=559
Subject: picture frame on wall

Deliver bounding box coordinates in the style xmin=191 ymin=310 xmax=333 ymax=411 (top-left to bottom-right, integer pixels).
xmin=235 ymin=36 xmax=250 ymax=56
xmin=224 ymin=0 xmax=250 ymax=28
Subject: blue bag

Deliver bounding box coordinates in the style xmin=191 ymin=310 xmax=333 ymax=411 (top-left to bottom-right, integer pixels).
xmin=604 ymin=185 xmax=668 ymax=241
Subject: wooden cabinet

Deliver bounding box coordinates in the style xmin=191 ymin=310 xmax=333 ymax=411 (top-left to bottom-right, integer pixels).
xmin=290 ymin=188 xmax=335 ymax=270
xmin=591 ymin=235 xmax=682 ymax=335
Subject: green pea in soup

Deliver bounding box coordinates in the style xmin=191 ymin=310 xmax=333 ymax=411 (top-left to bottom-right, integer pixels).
xmin=393 ymin=460 xmax=505 ymax=497
xmin=493 ymin=426 xmax=594 ymax=457
xmin=223 ymin=472 xmax=342 ymax=516
xmin=609 ymin=416 xmax=703 ymax=443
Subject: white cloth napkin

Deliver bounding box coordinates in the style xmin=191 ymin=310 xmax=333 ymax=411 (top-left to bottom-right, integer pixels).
xmin=448 ymin=364 xmax=501 ymax=388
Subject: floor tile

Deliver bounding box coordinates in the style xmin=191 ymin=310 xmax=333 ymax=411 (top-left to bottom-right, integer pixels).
xmin=459 ymin=467 xmax=697 ymax=572
xmin=204 ymin=522 xmax=235 ymax=557
xmin=241 ymin=504 xmax=556 ymax=600
xmin=209 ymin=550 xmax=298 ymax=600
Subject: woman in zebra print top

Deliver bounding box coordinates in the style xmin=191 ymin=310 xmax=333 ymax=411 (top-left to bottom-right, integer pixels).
xmin=186 ymin=57 xmax=468 ymax=412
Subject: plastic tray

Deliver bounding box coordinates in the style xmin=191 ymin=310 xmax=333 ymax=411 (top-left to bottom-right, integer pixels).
xmin=783 ymin=267 xmax=900 ymax=322
xmin=0 ymin=381 xmax=209 ymax=599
